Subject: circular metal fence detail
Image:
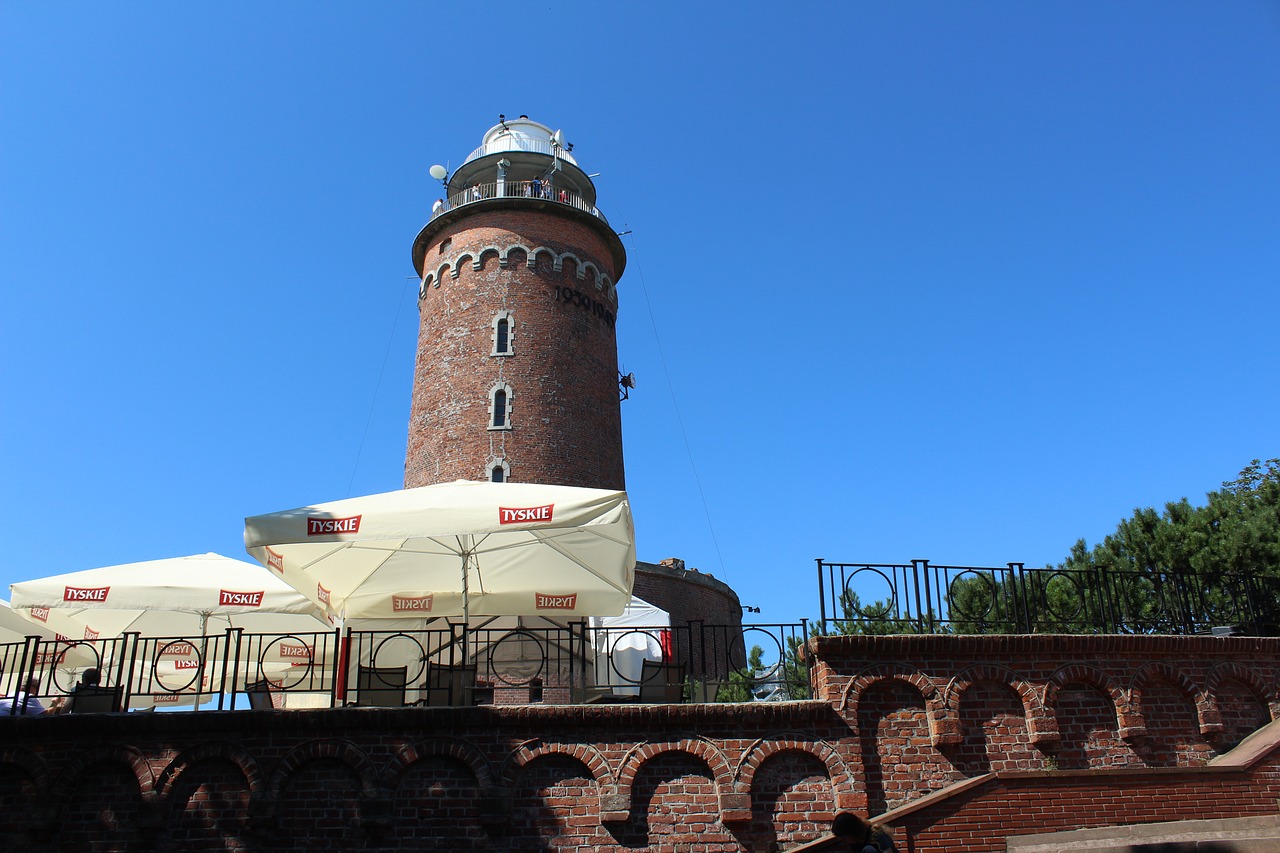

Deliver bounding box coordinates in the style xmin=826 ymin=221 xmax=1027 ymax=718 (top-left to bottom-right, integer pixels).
xmin=844 ymin=567 xmax=896 ymax=619
xmin=153 ymin=638 xmax=205 ymax=694
xmin=947 ymin=570 xmax=997 ymax=621
xmin=483 ymin=629 xmax=548 ymax=687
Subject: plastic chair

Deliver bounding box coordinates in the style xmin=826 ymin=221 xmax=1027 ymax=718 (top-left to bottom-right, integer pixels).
xmin=638 ymin=660 xmax=686 ymax=703
xmin=67 ymin=684 xmax=124 ymax=713
xmin=243 ymin=680 xmax=276 ymax=711
xmin=355 ymin=665 xmax=407 ymax=707
xmin=423 ymin=662 xmax=477 ymax=707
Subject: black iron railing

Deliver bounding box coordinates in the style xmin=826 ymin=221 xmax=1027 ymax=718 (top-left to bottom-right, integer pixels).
xmin=1 ymin=620 xmax=811 ymax=713
xmin=817 ymin=558 xmax=1280 ymax=636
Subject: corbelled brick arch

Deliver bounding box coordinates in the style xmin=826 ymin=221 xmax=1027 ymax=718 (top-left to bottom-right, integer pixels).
xmin=738 ymin=735 xmax=858 ymax=812
xmin=613 ymin=736 xmax=739 ymax=821
xmin=841 ymin=662 xmax=947 ymax=744
xmin=1130 ymin=661 xmax=1219 ymax=735
xmin=267 ymin=738 xmax=381 ymax=802
xmin=945 ymin=663 xmax=1056 ymax=744
xmin=0 ymin=746 xmax=53 ymax=837
xmin=0 ymin=745 xmax=51 ymax=794
xmin=50 ymin=743 xmax=156 ymax=800
xmin=420 ymin=247 xmax=616 ymax=295
xmin=385 ymin=736 xmax=496 ymax=790
xmin=1044 ymin=662 xmax=1135 ymax=738
xmin=154 ymin=741 xmax=265 ymax=801
xmin=501 ymin=739 xmax=615 ymax=794
xmin=1206 ymin=661 xmax=1279 ymax=720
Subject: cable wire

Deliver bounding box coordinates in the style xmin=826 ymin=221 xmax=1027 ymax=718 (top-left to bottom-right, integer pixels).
xmin=622 ymin=231 xmax=730 ymax=582
xmin=347 ymin=275 xmax=414 ymax=496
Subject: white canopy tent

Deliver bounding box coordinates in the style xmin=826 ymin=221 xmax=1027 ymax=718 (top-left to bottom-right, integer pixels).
xmin=590 ymin=595 xmax=671 ymax=695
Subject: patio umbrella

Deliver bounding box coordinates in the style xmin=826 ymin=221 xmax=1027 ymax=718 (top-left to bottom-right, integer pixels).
xmin=9 ymin=552 xmax=331 ymax=638
xmin=243 ymin=480 xmax=636 ymax=621
xmin=9 ymin=554 xmax=334 ymax=706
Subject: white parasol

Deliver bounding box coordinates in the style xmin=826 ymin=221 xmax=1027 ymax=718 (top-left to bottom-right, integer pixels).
xmin=243 ymin=481 xmax=636 ymax=622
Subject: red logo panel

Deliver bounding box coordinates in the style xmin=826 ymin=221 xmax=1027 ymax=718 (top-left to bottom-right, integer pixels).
xmin=499 ymin=504 xmax=554 ymax=524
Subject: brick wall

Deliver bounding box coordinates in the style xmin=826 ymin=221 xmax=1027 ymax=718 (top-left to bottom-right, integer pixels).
xmin=4 ymin=634 xmax=1279 ymax=851
xmin=405 ymin=206 xmax=626 ymax=491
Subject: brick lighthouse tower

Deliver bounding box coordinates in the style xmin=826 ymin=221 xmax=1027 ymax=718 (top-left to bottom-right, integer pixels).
xmin=405 ymin=117 xmax=628 ymax=490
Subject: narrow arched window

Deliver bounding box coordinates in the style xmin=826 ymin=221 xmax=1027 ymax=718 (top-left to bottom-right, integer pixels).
xmin=491 ymin=311 xmax=514 ymax=356
xmin=486 ymin=457 xmax=511 ymax=482
xmin=493 ymin=390 xmax=506 ymax=427
xmin=489 ymin=383 xmax=513 ymax=430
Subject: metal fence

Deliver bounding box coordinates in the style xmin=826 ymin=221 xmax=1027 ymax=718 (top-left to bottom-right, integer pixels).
xmin=817 ymin=558 xmax=1280 ymax=636
xmin=1 ymin=620 xmax=812 ymax=714
xmin=430 ymin=180 xmax=608 ymax=225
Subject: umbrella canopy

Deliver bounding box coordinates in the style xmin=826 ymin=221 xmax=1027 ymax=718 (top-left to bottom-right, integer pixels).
xmin=243 ymin=480 xmax=636 ymax=620
xmin=8 ymin=552 xmax=331 ymax=638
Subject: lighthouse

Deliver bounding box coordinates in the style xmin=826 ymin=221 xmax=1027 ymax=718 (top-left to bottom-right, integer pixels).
xmin=405 ymin=117 xmax=628 ymax=490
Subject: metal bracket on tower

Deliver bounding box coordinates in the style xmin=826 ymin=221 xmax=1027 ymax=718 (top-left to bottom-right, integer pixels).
xmin=618 ymin=372 xmax=636 ymax=401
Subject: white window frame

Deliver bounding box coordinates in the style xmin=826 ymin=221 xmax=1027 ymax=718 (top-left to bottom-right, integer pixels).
xmin=486 ymin=457 xmax=511 ymax=483
xmin=491 ymin=311 xmax=515 ymax=356
xmin=488 ymin=382 xmax=513 ymax=430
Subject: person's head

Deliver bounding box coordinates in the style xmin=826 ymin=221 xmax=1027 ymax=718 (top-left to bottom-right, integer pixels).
xmin=22 ymin=676 xmax=40 ymax=694
xmin=81 ymin=668 xmax=101 ymax=687
xmin=831 ymin=812 xmax=872 ymax=845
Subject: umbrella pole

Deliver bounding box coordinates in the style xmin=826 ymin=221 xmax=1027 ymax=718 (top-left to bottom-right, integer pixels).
xmin=462 ymin=549 xmax=471 ymax=625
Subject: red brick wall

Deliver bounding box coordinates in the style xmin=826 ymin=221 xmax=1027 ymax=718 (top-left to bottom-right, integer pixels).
xmin=5 ymin=634 xmax=1280 ymax=851
xmin=405 ymin=207 xmax=625 ymax=491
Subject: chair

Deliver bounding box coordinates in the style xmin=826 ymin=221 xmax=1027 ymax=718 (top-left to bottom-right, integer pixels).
xmin=422 ymin=662 xmax=477 ymax=707
xmin=243 ymin=680 xmax=276 ymax=711
xmin=355 ymin=665 xmax=407 ymax=707
xmin=691 ymin=679 xmax=726 ymax=703
xmin=66 ymin=684 xmax=124 ymax=714
xmin=638 ymin=660 xmax=686 ymax=704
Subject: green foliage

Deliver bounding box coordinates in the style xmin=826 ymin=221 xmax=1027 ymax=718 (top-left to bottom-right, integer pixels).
xmin=822 ymin=589 xmax=929 ymax=636
xmin=946 ymin=458 xmax=1280 ymax=634
xmin=716 ymin=642 xmax=812 ymax=702
xmin=830 ymin=459 xmax=1280 ymax=636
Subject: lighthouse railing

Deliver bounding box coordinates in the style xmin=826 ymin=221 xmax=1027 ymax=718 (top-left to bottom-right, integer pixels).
xmin=431 ymin=181 xmax=609 ymax=226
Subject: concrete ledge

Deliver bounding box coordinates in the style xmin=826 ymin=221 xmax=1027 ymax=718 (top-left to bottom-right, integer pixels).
xmin=1007 ymin=815 xmax=1280 ymax=852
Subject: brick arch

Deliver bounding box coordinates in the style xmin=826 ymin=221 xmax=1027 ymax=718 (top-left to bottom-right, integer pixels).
xmin=153 ymin=742 xmax=265 ymax=801
xmin=527 ymin=246 xmax=556 ymax=270
xmin=556 ymin=251 xmax=585 ymax=278
xmin=424 ymin=262 xmax=453 ymax=291
xmin=1207 ymin=661 xmax=1280 ymax=719
xmin=0 ymin=745 xmax=51 ymax=793
xmin=500 ymin=739 xmax=614 ymax=791
xmin=1045 ymin=663 xmax=1135 ymax=736
xmin=268 ymin=738 xmax=380 ymax=801
xmin=452 ymin=252 xmax=475 ymax=277
xmin=475 ymin=246 xmax=503 ymax=269
xmin=614 ymin=736 xmax=736 ymax=821
xmin=1130 ymin=661 xmax=1217 ymax=735
xmin=386 ymin=737 xmax=495 ymax=791
xmin=946 ymin=663 xmax=1054 ymax=743
xmin=843 ymin=663 xmax=947 ymax=743
xmin=738 ymin=736 xmax=855 ymax=810
xmin=501 ymin=243 xmax=532 ymax=267
xmin=50 ymin=744 xmax=156 ymax=801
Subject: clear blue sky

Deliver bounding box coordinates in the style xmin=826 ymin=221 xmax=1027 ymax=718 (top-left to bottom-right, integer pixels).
xmin=2 ymin=2 xmax=1278 ymax=625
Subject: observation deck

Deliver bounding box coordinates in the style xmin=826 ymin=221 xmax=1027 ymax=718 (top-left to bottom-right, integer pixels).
xmin=411 ymin=117 xmax=625 ymax=278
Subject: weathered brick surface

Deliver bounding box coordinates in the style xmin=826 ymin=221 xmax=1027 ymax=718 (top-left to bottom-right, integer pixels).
xmin=405 ymin=206 xmax=625 ymax=491
xmin=4 ymin=635 xmax=1280 ymax=851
